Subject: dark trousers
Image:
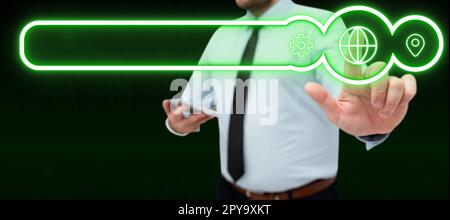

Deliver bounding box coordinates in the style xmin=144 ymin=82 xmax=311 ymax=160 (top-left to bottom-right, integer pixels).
xmin=215 ymin=176 xmax=339 ymax=200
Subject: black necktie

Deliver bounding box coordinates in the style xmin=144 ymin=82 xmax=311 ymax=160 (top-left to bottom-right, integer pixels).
xmin=227 ymin=28 xmax=259 ymax=182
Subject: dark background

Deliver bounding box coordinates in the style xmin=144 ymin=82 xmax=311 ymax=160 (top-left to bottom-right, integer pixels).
xmin=0 ymin=0 xmax=448 ymax=199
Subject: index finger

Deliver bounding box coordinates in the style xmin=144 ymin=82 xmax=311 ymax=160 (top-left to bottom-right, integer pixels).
xmin=342 ymin=27 xmax=366 ymax=80
xmin=344 ymin=61 xmax=364 ymax=80
xmin=368 ymin=62 xmax=389 ymax=108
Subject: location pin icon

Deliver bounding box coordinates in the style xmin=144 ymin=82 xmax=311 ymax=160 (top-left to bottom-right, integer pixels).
xmin=406 ymin=34 xmax=425 ymax=57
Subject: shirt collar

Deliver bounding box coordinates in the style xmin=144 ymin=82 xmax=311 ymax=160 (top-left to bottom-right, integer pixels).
xmin=243 ymin=0 xmax=293 ymax=20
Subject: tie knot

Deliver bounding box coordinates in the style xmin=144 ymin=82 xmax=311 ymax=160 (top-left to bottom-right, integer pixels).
xmin=251 ymin=26 xmax=262 ymax=33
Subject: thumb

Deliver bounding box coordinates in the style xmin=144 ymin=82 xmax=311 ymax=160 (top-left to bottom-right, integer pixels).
xmin=162 ymin=99 xmax=172 ymax=116
xmin=304 ymin=82 xmax=341 ymax=123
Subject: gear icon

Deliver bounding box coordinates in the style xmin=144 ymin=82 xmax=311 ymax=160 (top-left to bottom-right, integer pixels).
xmin=290 ymin=33 xmax=313 ymax=57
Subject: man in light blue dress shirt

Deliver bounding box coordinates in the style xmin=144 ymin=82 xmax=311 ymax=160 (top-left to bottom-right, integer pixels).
xmin=162 ymin=0 xmax=417 ymax=200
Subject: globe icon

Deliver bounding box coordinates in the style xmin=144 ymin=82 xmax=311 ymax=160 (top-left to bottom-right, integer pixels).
xmin=339 ymin=26 xmax=378 ymax=65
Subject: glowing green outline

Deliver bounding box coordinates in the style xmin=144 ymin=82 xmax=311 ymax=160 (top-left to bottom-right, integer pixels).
xmin=290 ymin=33 xmax=313 ymax=57
xmin=406 ymin=33 xmax=425 ymax=57
xmin=19 ymin=6 xmax=444 ymax=85
xmin=339 ymin=26 xmax=378 ymax=65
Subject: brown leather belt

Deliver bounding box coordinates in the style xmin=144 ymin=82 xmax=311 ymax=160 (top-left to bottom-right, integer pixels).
xmin=232 ymin=177 xmax=336 ymax=200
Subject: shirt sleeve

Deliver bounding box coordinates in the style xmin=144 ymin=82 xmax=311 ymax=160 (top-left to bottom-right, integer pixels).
xmin=356 ymin=133 xmax=390 ymax=150
xmin=165 ymin=118 xmax=200 ymax=136
xmin=165 ymin=118 xmax=189 ymax=136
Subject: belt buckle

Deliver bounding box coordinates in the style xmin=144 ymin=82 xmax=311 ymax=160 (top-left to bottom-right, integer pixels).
xmin=245 ymin=189 xmax=264 ymax=198
xmin=245 ymin=190 xmax=251 ymax=198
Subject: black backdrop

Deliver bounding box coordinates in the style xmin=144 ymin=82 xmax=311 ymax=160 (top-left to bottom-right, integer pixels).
xmin=0 ymin=0 xmax=448 ymax=199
